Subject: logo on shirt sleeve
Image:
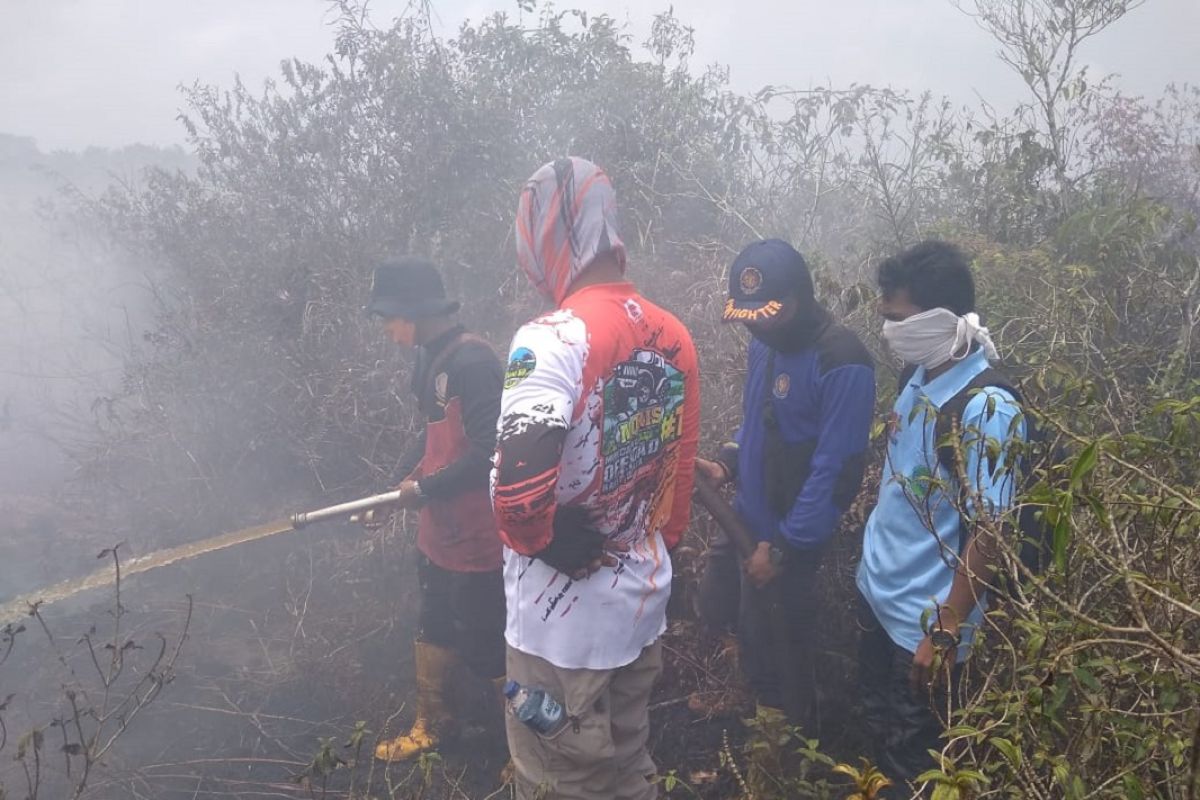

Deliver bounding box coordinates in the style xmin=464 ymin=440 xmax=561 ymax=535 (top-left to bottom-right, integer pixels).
xmin=504 ymin=347 xmax=537 ymax=390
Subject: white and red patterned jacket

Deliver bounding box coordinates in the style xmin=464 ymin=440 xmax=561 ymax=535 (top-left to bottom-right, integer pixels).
xmin=492 ymin=282 xmax=700 ymax=669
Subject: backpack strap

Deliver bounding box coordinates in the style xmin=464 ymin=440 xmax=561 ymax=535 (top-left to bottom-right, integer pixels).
xmin=899 ymin=363 xmax=1022 ymax=475
xmin=762 ymin=348 xmax=779 ymax=431
xmin=929 ymin=366 xmax=1021 ymax=564
xmin=934 ymin=366 xmax=1021 ymax=478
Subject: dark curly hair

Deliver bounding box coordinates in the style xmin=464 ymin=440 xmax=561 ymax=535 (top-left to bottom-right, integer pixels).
xmin=877 ymin=240 xmax=975 ymax=315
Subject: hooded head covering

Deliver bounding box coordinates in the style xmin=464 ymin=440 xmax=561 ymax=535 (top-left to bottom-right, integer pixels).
xmin=515 ymin=157 xmax=627 ymax=306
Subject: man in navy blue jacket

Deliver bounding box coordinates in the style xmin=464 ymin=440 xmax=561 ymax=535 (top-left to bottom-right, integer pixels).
xmin=696 ymin=239 xmax=875 ymax=727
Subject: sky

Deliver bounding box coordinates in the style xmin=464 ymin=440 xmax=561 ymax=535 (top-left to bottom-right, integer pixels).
xmin=1 ymin=0 xmax=1197 ymax=153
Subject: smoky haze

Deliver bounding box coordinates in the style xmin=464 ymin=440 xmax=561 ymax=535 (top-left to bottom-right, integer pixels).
xmin=0 ymin=135 xmax=197 ymax=612
xmin=0 ymin=137 xmax=193 ymax=494
xmin=0 ymin=1 xmax=1196 ymax=798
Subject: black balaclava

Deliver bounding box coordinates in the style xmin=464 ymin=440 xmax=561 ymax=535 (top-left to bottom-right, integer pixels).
xmin=750 ymin=293 xmax=829 ymax=353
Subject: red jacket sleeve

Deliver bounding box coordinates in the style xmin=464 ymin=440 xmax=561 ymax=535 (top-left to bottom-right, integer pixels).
xmin=662 ymin=332 xmax=701 ymax=550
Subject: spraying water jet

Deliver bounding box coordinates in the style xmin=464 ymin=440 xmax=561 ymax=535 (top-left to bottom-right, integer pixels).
xmin=0 ymin=490 xmax=408 ymax=625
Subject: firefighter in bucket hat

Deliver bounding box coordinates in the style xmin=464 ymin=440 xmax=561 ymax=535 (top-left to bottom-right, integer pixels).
xmin=365 ymin=257 xmax=508 ymax=763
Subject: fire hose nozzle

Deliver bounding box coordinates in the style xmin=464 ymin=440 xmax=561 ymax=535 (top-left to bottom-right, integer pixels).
xmin=289 ymin=489 xmax=404 ymax=530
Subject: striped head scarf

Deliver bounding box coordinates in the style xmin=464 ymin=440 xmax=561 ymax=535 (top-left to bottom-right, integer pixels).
xmin=515 ymin=157 xmax=627 ymax=306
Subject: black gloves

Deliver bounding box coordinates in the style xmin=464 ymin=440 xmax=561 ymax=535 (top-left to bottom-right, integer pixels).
xmin=533 ymin=505 xmax=608 ymax=575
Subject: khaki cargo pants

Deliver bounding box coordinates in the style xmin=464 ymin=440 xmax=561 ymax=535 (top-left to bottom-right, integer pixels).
xmin=505 ymin=640 xmax=662 ymax=800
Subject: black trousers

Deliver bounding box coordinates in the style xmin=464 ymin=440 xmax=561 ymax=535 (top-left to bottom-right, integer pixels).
xmin=417 ymin=556 xmax=506 ymax=680
xmin=696 ymin=532 xmax=822 ymax=724
xmin=857 ymin=596 xmax=963 ymax=790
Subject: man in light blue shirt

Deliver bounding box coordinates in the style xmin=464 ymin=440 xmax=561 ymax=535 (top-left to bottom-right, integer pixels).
xmin=857 ymin=241 xmax=1026 ymax=788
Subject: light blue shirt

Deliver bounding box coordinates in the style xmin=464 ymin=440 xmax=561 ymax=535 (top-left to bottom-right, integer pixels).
xmin=857 ymin=349 xmax=1026 ymax=658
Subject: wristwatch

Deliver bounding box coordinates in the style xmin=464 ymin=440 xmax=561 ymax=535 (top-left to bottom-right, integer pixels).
xmin=930 ymin=626 xmax=961 ymax=649
xmin=931 ymin=606 xmax=960 ymax=652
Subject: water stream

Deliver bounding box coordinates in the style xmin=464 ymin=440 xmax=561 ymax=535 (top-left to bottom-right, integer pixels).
xmin=0 ymin=518 xmax=296 ymax=626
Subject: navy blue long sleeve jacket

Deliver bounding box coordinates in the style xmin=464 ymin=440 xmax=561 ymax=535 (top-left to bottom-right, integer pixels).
xmin=728 ymin=321 xmax=876 ymax=550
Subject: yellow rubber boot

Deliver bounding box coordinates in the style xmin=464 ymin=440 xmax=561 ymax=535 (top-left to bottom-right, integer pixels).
xmin=375 ymin=641 xmax=459 ymax=762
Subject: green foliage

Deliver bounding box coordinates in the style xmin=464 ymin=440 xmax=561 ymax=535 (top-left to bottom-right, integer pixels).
xmin=833 ymin=758 xmax=894 ymax=799
xmin=738 ymin=711 xmax=841 ymax=798
xmin=916 ymin=752 xmax=989 ymax=800
xmin=309 ymin=736 xmax=346 ymax=778
xmin=938 ymin=206 xmax=1200 ymax=796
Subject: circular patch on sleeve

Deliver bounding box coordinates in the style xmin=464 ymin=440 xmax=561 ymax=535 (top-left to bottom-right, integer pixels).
xmin=504 ymin=347 xmax=538 ymax=390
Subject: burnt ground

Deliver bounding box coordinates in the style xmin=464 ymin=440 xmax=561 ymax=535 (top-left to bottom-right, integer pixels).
xmin=0 ymin=499 xmax=875 ymax=800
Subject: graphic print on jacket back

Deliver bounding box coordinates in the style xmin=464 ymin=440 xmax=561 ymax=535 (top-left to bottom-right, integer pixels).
xmin=603 ymin=349 xmax=686 ymax=493
xmin=492 ymin=283 xmax=700 ymax=670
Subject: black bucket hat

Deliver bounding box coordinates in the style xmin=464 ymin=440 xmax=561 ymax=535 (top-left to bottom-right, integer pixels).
xmin=366 ymin=258 xmax=461 ymax=320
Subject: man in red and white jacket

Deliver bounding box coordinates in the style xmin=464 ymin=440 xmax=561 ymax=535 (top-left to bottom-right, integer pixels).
xmin=492 ymin=157 xmax=700 ymax=799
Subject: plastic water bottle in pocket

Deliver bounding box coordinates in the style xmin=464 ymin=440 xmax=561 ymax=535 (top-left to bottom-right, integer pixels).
xmin=503 ymin=680 xmax=568 ymax=737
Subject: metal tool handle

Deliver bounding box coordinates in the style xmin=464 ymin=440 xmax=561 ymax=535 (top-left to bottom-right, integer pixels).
xmin=289 ymin=489 xmax=404 ymax=529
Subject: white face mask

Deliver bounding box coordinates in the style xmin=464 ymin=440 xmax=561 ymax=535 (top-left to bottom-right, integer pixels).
xmin=881 ymin=308 xmax=999 ymax=370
